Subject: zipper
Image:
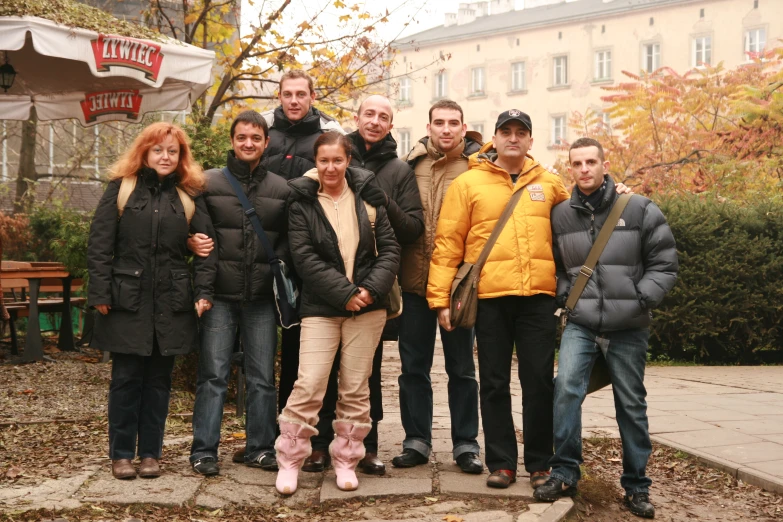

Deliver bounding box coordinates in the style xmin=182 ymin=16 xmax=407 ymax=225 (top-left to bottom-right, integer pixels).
xmin=590 ymin=214 xmax=595 ymax=242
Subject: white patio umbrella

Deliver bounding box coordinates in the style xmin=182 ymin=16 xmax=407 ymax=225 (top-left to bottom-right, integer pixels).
xmin=0 ymin=16 xmax=215 ymax=126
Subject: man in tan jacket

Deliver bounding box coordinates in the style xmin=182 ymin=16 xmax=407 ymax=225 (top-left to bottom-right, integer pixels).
xmin=391 ymin=100 xmax=484 ymax=474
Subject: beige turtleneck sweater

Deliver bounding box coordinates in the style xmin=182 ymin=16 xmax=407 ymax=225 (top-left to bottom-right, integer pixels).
xmin=304 ymin=169 xmax=360 ymax=282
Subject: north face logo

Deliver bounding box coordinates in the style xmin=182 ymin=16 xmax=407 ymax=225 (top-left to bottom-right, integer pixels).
xmin=616 ymin=218 xmax=626 ymax=227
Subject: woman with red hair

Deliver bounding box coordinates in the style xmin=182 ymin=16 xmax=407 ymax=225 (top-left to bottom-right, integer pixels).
xmin=87 ymin=122 xmax=217 ymax=480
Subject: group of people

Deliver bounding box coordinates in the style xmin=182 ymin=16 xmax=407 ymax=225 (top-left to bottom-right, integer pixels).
xmin=86 ymin=69 xmax=677 ymax=519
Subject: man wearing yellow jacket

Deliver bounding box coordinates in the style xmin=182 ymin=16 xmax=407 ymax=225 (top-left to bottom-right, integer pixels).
xmin=427 ymin=110 xmax=569 ymax=489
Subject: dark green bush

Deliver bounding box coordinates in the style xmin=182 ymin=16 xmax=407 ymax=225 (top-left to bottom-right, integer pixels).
xmin=28 ymin=203 xmax=92 ymax=282
xmin=651 ymin=195 xmax=783 ymax=364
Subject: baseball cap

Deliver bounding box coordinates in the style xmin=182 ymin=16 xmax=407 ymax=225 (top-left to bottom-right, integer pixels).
xmin=495 ymin=109 xmax=532 ymax=133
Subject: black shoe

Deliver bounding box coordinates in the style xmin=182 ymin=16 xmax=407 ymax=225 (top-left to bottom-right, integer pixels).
xmin=455 ymin=452 xmax=483 ymax=474
xmin=533 ymin=477 xmax=577 ymax=502
xmin=625 ymin=492 xmax=655 ymax=519
xmin=391 ymin=448 xmax=428 ymax=468
xmin=357 ymin=453 xmax=386 ymax=475
xmin=192 ymin=457 xmax=220 ymax=476
xmin=246 ymin=451 xmax=278 ymax=471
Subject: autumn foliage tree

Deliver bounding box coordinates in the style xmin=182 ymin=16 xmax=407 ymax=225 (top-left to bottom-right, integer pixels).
xmin=566 ymin=49 xmax=783 ymax=201
xmin=140 ymin=0 xmax=437 ymax=124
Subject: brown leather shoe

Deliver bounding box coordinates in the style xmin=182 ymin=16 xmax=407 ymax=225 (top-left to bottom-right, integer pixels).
xmin=112 ymin=459 xmax=136 ymax=480
xmin=138 ymin=458 xmax=161 ymax=478
xmin=357 ymin=453 xmax=386 ymax=475
xmin=302 ymin=449 xmax=331 ymax=472
xmin=486 ymin=469 xmax=516 ymax=489
xmin=232 ymin=448 xmax=245 ymax=463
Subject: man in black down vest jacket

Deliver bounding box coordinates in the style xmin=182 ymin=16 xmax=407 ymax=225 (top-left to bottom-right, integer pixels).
xmin=188 ymin=111 xmax=291 ymax=477
xmin=304 ymin=95 xmax=424 ymax=476
xmin=261 ymin=71 xmax=344 ymax=429
xmin=536 ymin=138 xmax=678 ymax=519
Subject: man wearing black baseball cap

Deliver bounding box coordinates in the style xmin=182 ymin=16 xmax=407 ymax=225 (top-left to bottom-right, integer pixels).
xmin=428 ymin=108 xmax=568 ymax=490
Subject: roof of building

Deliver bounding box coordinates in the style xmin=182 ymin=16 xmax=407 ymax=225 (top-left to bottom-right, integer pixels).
xmin=395 ymin=0 xmax=700 ymax=49
xmin=0 ymin=179 xmax=104 ymax=214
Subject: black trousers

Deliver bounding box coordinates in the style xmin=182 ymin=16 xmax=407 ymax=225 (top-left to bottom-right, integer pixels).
xmin=311 ymin=341 xmax=384 ymax=453
xmin=108 ymin=342 xmax=176 ymax=460
xmin=278 ymin=325 xmax=301 ymax=414
xmin=475 ymin=294 xmax=556 ymax=474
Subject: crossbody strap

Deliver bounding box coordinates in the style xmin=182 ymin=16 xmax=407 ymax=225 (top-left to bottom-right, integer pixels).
xmin=474 ymin=187 xmax=526 ymax=271
xmin=565 ymin=193 xmax=632 ymax=312
xmin=222 ymin=167 xmax=278 ymax=263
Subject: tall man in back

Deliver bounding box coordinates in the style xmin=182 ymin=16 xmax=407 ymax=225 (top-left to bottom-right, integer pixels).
xmin=391 ymin=100 xmax=485 ymax=474
xmin=305 ymin=94 xmax=424 ymax=475
xmin=535 ymin=138 xmax=677 ymax=519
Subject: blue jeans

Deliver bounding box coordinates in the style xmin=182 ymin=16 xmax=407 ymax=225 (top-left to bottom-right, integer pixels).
xmin=190 ymin=299 xmax=278 ymax=463
xmin=550 ymin=322 xmax=652 ymax=494
xmin=397 ymin=292 xmax=480 ymax=459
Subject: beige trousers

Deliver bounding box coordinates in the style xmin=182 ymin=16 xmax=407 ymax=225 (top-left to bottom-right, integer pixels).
xmin=281 ymin=309 xmax=387 ymax=428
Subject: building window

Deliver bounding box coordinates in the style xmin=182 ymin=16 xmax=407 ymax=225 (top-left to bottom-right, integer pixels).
xmin=745 ymin=28 xmax=766 ymax=58
xmin=398 ymin=130 xmax=411 ymax=157
xmin=511 ymin=62 xmax=526 ymax=92
xmin=434 ymin=71 xmax=447 ymax=99
xmin=642 ymin=43 xmax=660 ymax=73
xmin=471 ymin=67 xmax=485 ymax=95
xmin=594 ymin=50 xmax=612 ymax=80
xmin=399 ymin=77 xmax=411 ymax=103
xmin=551 ymin=115 xmax=566 ymax=146
xmin=692 ymin=35 xmax=712 ymax=67
xmin=553 ymin=55 xmax=568 ymax=86
xmin=471 ymin=123 xmax=484 ymax=137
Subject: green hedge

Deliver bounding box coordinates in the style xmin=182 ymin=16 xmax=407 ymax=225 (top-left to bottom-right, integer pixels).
xmin=651 ymin=195 xmax=783 ymax=364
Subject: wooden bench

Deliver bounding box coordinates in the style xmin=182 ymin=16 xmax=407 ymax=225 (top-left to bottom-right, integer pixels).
xmin=1 ymin=261 xmax=84 ymax=361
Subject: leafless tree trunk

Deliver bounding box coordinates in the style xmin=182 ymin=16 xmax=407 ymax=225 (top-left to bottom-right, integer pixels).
xmin=14 ymin=108 xmax=37 ymax=214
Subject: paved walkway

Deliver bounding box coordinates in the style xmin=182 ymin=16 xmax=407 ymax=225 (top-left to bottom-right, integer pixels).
xmin=3 ymin=341 xmax=782 ymax=518
xmin=582 ymin=366 xmax=783 ymax=494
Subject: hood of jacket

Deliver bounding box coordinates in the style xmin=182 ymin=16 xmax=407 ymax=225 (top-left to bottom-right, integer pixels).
xmin=569 ymin=175 xmax=616 ymax=213
xmin=225 ymin=150 xmax=268 ymax=183
xmin=348 ymin=131 xmax=399 ymax=170
xmin=272 ymin=106 xmax=326 ymax=136
xmin=406 ymin=130 xmax=483 ymax=167
xmin=288 ymin=166 xmax=375 ymax=202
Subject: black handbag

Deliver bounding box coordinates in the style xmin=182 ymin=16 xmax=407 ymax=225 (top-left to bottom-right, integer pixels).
xmin=222 ymin=168 xmax=300 ymax=329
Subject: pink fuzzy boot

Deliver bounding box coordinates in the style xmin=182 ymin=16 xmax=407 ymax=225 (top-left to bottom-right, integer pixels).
xmin=329 ymin=420 xmax=372 ymax=491
xmin=275 ymin=418 xmax=318 ymax=495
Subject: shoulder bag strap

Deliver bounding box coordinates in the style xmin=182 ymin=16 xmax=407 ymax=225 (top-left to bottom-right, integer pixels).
xmin=565 ymin=193 xmax=632 ymax=312
xmin=474 ymin=187 xmax=526 ymax=271
xmin=221 ymin=167 xmax=279 ymax=263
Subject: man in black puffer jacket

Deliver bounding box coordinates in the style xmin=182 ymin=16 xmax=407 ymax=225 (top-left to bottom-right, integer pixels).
xmin=306 ymin=95 xmax=424 ymax=476
xmin=536 ymin=138 xmax=678 ymax=520
xmin=189 ymin=111 xmax=291 ymax=477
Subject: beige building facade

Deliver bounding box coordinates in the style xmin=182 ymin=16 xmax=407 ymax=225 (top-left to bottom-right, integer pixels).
xmin=390 ymin=0 xmax=781 ymax=165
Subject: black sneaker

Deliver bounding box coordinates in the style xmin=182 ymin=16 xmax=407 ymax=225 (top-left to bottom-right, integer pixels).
xmin=246 ymin=451 xmax=278 ymax=471
xmin=455 ymin=452 xmax=483 ymax=474
xmin=533 ymin=477 xmax=577 ymax=502
xmin=192 ymin=457 xmax=220 ymax=476
xmin=625 ymin=492 xmax=655 ymax=519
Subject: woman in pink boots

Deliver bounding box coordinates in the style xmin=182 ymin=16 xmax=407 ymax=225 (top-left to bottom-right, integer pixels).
xmin=276 ymin=131 xmax=400 ymax=494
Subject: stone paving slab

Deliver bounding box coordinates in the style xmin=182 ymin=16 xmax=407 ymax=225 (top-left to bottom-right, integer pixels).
xmin=651 ymin=428 xmax=763 ymax=449
xmin=320 ymin=476 xmax=432 ymax=502
xmin=648 ymin=415 xmax=717 ymax=434
xmin=78 ymin=470 xmax=202 ymax=506
xmin=439 ymin=471 xmax=534 ymax=498
xmin=0 ymin=470 xmax=96 ymax=511
xmin=706 ymin=441 xmax=783 ymax=464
